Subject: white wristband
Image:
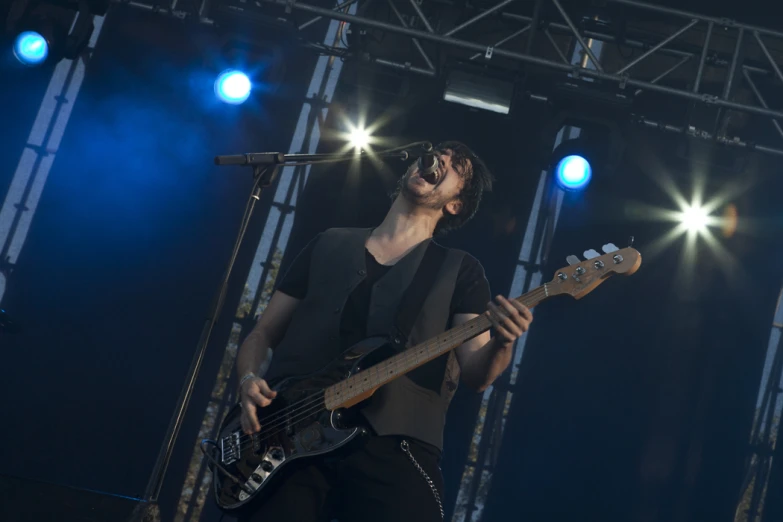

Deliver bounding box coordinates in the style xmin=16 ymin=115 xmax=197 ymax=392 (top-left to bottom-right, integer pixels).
xmin=238 ymin=372 xmax=258 ymax=392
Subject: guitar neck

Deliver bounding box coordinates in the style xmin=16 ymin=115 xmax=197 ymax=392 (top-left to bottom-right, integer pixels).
xmin=324 ymin=283 xmax=552 ymax=410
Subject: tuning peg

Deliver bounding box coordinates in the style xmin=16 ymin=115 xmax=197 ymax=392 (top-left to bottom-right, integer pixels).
xmin=566 ymin=255 xmax=581 ymax=266
xmin=601 ymin=243 xmax=619 ymax=253
xmin=583 ymin=249 xmax=600 ymax=259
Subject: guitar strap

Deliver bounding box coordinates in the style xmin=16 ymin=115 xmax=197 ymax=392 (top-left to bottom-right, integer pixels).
xmin=391 ymin=241 xmax=448 ymax=350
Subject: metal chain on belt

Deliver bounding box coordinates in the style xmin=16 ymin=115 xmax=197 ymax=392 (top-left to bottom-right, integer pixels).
xmin=400 ymin=440 xmax=444 ymax=520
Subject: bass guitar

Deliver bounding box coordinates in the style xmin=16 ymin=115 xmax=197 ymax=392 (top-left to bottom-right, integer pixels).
xmin=209 ymin=244 xmax=641 ymax=514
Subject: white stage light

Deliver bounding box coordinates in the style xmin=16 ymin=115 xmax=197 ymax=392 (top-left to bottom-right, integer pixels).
xmin=348 ymin=126 xmax=370 ymax=149
xmin=680 ymin=205 xmax=709 ymax=233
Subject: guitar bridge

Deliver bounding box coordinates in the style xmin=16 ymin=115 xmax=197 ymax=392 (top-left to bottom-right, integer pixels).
xmin=220 ymin=431 xmax=242 ymax=466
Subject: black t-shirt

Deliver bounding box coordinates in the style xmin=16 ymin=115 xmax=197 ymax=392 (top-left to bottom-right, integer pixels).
xmin=276 ymin=233 xmax=491 ymax=391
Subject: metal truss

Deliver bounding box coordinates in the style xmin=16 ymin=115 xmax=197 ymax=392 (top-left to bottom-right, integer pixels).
xmin=237 ymin=0 xmax=783 ymax=157
xmin=110 ymin=0 xmax=783 ymax=162
xmin=451 ymin=166 xmax=562 ymax=522
xmin=0 ymin=16 xmax=106 ymax=305
xmin=171 ymin=7 xmax=354 ymax=521
xmin=115 ymin=0 xmax=783 ymax=156
xmin=113 ymin=0 xmax=213 ymax=23
xmin=734 ymin=289 xmax=783 ymax=522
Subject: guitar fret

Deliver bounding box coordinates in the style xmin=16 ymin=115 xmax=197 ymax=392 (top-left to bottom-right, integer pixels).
xmin=329 ymin=287 xmax=551 ymax=408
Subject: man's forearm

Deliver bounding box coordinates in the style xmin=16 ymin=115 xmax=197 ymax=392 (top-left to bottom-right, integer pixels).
xmin=463 ymin=337 xmax=514 ymax=392
xmin=236 ymin=328 xmax=273 ymax=380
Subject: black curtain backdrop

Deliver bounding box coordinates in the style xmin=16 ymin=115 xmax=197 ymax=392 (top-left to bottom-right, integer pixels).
xmin=2 ymin=6 xmax=783 ymax=522
xmin=0 ymin=8 xmax=319 ymax=518
xmin=483 ymin=131 xmax=783 ymax=522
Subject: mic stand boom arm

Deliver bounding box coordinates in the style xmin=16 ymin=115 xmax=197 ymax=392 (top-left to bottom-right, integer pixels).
xmin=213 ymin=147 xmax=423 ymax=167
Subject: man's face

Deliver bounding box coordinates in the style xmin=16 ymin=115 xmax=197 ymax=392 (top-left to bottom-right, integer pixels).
xmin=401 ymin=150 xmax=468 ymax=217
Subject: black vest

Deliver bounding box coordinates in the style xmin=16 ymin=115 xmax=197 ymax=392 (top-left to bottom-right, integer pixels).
xmin=265 ymin=227 xmax=465 ymax=450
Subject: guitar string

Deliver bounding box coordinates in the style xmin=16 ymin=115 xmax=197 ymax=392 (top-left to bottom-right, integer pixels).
xmin=229 ymin=288 xmax=549 ymax=451
xmin=230 ymin=289 xmax=548 ymax=453
xmin=234 ymin=400 xmax=328 ymax=453
xmin=237 ymin=401 xmax=331 ymax=452
xmin=229 ymin=288 xmax=548 ymax=450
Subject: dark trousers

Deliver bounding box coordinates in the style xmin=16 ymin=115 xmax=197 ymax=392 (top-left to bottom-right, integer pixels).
xmin=238 ymin=436 xmax=444 ymax=522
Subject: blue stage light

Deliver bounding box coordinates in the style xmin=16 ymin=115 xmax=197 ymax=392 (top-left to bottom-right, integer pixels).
xmin=13 ymin=31 xmax=49 ymax=66
xmin=214 ymin=70 xmax=251 ymax=104
xmin=555 ymin=155 xmax=592 ymax=191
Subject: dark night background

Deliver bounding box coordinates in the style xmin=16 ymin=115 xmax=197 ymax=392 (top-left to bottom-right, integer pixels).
xmin=1 ymin=1 xmax=783 ymax=522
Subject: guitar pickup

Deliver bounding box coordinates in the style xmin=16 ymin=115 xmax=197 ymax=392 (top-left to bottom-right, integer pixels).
xmin=253 ymin=432 xmax=263 ymax=454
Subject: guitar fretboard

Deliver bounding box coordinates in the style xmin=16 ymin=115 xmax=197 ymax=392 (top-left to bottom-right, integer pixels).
xmin=323 ymin=284 xmax=550 ymax=410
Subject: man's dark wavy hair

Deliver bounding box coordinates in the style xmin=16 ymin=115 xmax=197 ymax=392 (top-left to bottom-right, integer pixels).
xmin=392 ymin=141 xmax=494 ymax=235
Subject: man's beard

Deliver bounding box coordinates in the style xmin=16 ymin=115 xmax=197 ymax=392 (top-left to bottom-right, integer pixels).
xmin=400 ymin=166 xmax=450 ymax=211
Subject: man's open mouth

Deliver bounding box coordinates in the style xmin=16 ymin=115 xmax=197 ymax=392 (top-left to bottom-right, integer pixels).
xmin=420 ymin=171 xmax=440 ymax=184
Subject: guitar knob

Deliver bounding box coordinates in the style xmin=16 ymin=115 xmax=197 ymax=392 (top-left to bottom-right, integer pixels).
xmin=261 ymin=461 xmax=274 ymax=472
xmin=250 ymin=473 xmax=263 ymax=482
xmin=270 ymin=448 xmax=284 ymax=460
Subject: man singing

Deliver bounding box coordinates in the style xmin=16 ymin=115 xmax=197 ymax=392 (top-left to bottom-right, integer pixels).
xmin=235 ymin=141 xmax=533 ymax=522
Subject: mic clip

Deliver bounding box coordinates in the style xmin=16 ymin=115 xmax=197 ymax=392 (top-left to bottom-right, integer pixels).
xmin=399 ymin=142 xmax=433 ymax=160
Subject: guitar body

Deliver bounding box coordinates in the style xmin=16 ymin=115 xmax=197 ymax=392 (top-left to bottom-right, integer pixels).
xmin=213 ymin=336 xmax=391 ymax=515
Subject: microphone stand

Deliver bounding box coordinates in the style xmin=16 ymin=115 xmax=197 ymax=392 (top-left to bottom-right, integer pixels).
xmin=131 ymin=142 xmax=430 ymax=522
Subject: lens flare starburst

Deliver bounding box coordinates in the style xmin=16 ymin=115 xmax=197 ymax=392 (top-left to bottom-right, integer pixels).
xmin=625 ymin=162 xmax=752 ymax=289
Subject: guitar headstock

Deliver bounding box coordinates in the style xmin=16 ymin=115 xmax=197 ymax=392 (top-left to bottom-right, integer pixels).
xmin=547 ymin=243 xmax=641 ymax=300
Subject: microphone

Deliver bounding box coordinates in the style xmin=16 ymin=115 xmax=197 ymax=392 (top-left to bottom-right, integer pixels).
xmin=417 ymin=153 xmax=439 ymax=184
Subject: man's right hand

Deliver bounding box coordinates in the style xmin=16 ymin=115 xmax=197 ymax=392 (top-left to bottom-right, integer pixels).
xmin=239 ymin=377 xmax=278 ymax=435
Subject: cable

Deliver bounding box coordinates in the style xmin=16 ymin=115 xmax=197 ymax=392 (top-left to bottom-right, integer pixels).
xmin=200 ymin=439 xmax=255 ymax=495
